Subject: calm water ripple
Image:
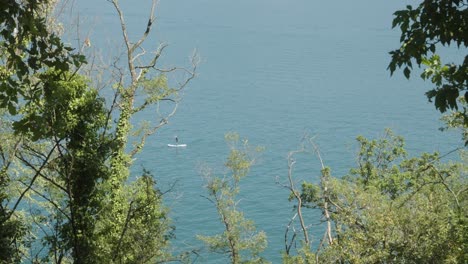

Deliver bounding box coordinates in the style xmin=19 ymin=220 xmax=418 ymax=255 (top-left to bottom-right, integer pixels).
xmin=74 ymin=0 xmax=463 ymax=262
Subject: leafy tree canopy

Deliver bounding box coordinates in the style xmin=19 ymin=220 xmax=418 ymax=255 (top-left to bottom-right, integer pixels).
xmin=0 ymin=1 xmax=177 ymax=263
xmin=0 ymin=0 xmax=85 ymax=115
xmin=198 ymin=133 xmax=269 ymax=264
xmin=292 ymin=130 xmax=467 ymax=263
xmin=389 ymin=0 xmax=468 ymax=139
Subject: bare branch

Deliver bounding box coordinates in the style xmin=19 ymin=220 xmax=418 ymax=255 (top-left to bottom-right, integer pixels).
xmin=109 ymin=0 xmax=137 ymax=82
xmin=5 ymin=141 xmax=60 ymax=222
xmin=18 ymin=180 xmax=71 ymax=222
xmin=110 ymin=0 xmax=159 ymax=82
xmin=132 ymin=0 xmax=159 ymax=54
xmin=135 ymin=43 xmax=168 ymax=70
xmin=175 ymin=51 xmax=199 ymax=91
xmin=132 ymin=46 xmax=147 ymax=63
xmin=286 ymin=147 xmax=310 ymax=247
xmin=160 ymin=179 xmax=179 ymax=196
xmin=16 ymin=152 xmax=68 ymax=194
xmin=309 ymin=140 xmax=333 ymax=245
xmin=285 ymin=213 xmax=298 ymax=254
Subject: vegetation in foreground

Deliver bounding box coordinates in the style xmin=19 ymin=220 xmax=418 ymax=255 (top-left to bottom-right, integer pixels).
xmin=0 ymin=0 xmax=466 ymax=263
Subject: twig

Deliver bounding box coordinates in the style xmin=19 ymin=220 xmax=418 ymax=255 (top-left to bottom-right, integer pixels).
xmin=287 ymin=148 xmax=310 ymax=246
xmin=310 ymin=140 xmax=333 ymax=245
xmin=5 ymin=141 xmax=60 ymax=222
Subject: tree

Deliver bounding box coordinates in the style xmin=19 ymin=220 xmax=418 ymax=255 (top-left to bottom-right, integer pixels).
xmin=90 ymin=0 xmax=196 ymax=262
xmin=388 ymin=0 xmax=468 ymax=143
xmin=0 ymin=110 xmax=29 ymax=264
xmin=291 ymin=130 xmax=467 ymax=263
xmin=198 ymin=133 xmax=269 ymax=264
xmin=0 ymin=0 xmax=194 ymax=262
xmin=0 ymin=1 xmax=83 ymax=262
xmin=0 ymin=0 xmax=85 ymax=115
xmin=281 ymin=138 xmax=333 ymax=264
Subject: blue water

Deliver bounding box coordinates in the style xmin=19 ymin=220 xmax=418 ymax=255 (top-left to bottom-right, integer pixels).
xmin=74 ymin=0 xmax=463 ymax=262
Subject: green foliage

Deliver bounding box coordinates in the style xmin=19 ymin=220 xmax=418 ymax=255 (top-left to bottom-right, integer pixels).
xmin=198 ymin=133 xmax=269 ymax=264
xmin=0 ymin=43 xmax=173 ymax=264
xmin=349 ymin=129 xmax=408 ymax=198
xmin=441 ymin=98 xmax=468 ymax=143
xmin=134 ymin=74 xmax=175 ymax=112
xmin=107 ymin=170 xmax=173 ymax=263
xmin=0 ymin=111 xmax=29 ymax=263
xmin=388 ymin=0 xmax=468 ymax=142
xmin=0 ymin=0 xmax=85 ymax=115
xmin=281 ymin=245 xmax=315 ymax=264
xmin=0 ymin=70 xmax=110 ymax=262
xmin=0 ymin=68 xmax=174 ymax=263
xmin=297 ymin=131 xmax=467 ymax=263
xmin=12 ymin=71 xmax=105 ymax=141
xmin=0 ymin=1 xmax=182 ymax=263
xmin=295 ymin=182 xmax=321 ymax=208
xmin=5 ymin=1 xmax=465 ymax=263
xmin=0 ymin=214 xmax=27 ymax=264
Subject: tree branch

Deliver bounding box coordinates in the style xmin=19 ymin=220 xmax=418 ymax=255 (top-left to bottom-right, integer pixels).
xmin=310 ymin=140 xmax=333 ymax=245
xmin=286 ymin=148 xmax=310 ymax=247
xmin=5 ymin=141 xmax=60 ymax=222
xmin=17 ymin=180 xmax=71 ymax=222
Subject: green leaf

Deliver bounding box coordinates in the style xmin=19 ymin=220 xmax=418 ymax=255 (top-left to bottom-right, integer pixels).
xmin=403 ymin=67 xmax=411 ymax=79
xmin=7 ymin=102 xmax=16 ymax=115
xmin=392 ymin=17 xmax=400 ymax=28
xmin=435 ymin=92 xmax=447 ymax=112
xmin=446 ymin=88 xmax=459 ymax=110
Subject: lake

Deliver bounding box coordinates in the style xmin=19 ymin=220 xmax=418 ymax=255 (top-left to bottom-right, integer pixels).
xmin=74 ymin=0 xmax=463 ymax=262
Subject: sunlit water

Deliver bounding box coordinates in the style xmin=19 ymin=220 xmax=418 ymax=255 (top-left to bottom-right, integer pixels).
xmin=74 ymin=1 xmax=463 ymax=262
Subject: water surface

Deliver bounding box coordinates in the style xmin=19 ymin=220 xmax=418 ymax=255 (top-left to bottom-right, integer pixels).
xmin=76 ymin=1 xmax=463 ymax=262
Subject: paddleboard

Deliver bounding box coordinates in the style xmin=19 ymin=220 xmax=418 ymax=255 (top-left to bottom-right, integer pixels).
xmin=167 ymin=144 xmax=187 ymax=148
